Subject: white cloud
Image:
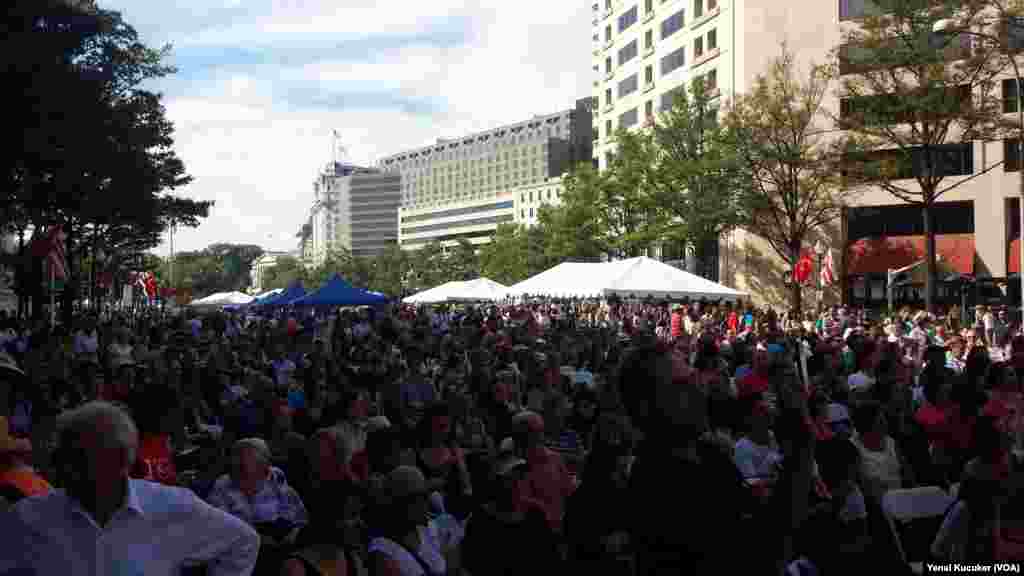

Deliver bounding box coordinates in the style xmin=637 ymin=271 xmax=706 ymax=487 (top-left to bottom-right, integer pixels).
xmin=113 ymin=0 xmax=592 ymax=255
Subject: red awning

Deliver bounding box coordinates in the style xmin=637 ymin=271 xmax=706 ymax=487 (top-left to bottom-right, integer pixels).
xmin=847 ymin=234 xmax=975 ymax=275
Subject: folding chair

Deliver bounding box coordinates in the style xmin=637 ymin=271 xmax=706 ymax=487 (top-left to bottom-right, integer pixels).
xmin=882 ymin=486 xmax=953 ymax=574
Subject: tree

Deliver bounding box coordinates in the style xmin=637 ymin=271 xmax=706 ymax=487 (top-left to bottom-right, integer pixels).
xmin=543 ymin=164 xmax=615 ymax=262
xmin=479 ymin=224 xmax=529 ymax=285
xmin=835 ymin=0 xmax=1012 ymax=311
xmin=370 ymin=244 xmax=412 ymax=296
xmin=725 ymin=46 xmax=851 ymax=311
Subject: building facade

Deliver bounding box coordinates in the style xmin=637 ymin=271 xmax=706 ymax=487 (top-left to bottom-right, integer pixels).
xmin=397 ymin=194 xmax=516 ymax=249
xmin=249 ymin=251 xmax=294 ymax=294
xmin=513 ymin=176 xmax=565 ymax=227
xmin=299 ymin=162 xmax=401 ymax=267
xmin=378 ymin=99 xmax=593 ymax=249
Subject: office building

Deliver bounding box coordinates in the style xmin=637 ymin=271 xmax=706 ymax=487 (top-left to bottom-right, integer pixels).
xmin=595 ymin=0 xmax=1024 ymax=308
xmin=513 ymin=176 xmax=566 ymax=227
xmin=298 ymin=162 xmax=401 ymax=267
xmin=379 ymin=99 xmax=593 ymax=248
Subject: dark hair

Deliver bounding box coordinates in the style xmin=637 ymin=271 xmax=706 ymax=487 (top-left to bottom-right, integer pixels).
xmin=617 ymin=346 xmax=669 ymax=430
xmin=973 ymin=415 xmax=1004 ymax=457
xmin=852 ymin=401 xmax=883 ymax=435
xmin=816 ymin=438 xmax=860 ymax=491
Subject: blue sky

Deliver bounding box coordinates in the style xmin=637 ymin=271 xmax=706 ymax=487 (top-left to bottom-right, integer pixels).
xmin=98 ymin=0 xmax=591 ymax=254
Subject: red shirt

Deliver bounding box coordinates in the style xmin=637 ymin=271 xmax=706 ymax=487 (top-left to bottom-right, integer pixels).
xmin=523 ymin=446 xmax=575 ymax=533
xmin=131 ymin=435 xmax=178 ymax=486
xmin=737 ymin=372 xmax=770 ymax=398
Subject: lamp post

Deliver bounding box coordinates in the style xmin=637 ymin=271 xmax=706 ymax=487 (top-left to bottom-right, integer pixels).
xmin=932 ymin=18 xmax=1024 ymax=325
xmin=814 ymin=239 xmax=826 ymax=312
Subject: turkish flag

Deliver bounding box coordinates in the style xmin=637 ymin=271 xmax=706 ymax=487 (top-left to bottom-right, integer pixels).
xmin=793 ymin=250 xmax=814 ymax=285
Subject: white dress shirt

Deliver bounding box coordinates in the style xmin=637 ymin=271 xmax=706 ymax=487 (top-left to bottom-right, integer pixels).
xmin=0 ymin=478 xmax=260 ymax=576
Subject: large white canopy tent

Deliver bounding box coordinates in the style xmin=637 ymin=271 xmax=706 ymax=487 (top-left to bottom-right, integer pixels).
xmin=189 ymin=291 xmax=254 ymax=307
xmin=506 ymin=256 xmax=747 ymax=301
xmin=404 ymin=278 xmax=509 ymax=304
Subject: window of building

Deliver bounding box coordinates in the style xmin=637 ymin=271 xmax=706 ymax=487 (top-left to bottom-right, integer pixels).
xmin=1006 ymin=138 xmax=1022 ymax=172
xmin=645 ymin=64 xmax=653 ymax=84
xmin=660 ymin=45 xmax=686 ymax=75
xmin=619 ymin=5 xmax=638 ymax=32
xmin=606 ymin=119 xmax=613 ymax=136
xmin=619 ymin=107 xmax=639 ymax=128
xmin=645 ymin=29 xmax=654 ymax=50
xmin=660 ymin=9 xmax=685 ymax=39
xmin=706 ymin=68 xmax=717 ymax=90
xmin=660 ymin=87 xmax=682 ymax=111
xmin=839 ymin=0 xmax=884 ymax=21
xmin=529 ymin=208 xmax=534 ymax=218
xmin=694 ymin=0 xmax=703 ymax=18
xmin=707 ymin=28 xmax=717 ymax=51
xmin=645 ymin=0 xmax=653 ymax=14
xmin=605 ymin=56 xmax=613 ymax=73
xmin=605 ymin=24 xmax=612 ymax=42
xmin=619 ymin=40 xmax=639 ymax=65
xmin=645 ymin=100 xmax=654 ymax=119
xmin=843 ymin=143 xmax=974 ymax=180
xmin=618 ymin=73 xmax=639 ymax=97
xmin=694 ymin=36 xmax=703 ymax=58
xmin=606 ymin=0 xmax=611 ymax=9
xmin=529 ymin=191 xmax=534 ymax=202
xmin=1004 ymin=78 xmax=1023 ymax=113
xmin=708 ymin=0 xmax=717 ymax=9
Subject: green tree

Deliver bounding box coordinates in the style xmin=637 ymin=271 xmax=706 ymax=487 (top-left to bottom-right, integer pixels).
xmin=835 ymin=0 xmax=1012 ymax=311
xmin=543 ymin=164 xmax=613 ymax=262
xmin=725 ymin=46 xmax=851 ymax=311
xmin=479 ymin=224 xmax=529 ymax=285
xmin=648 ymin=79 xmax=745 ymax=276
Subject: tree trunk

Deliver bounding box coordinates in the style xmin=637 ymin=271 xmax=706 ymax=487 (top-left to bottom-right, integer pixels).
xmin=61 ymin=222 xmax=74 ymax=327
xmin=789 ymin=242 xmax=803 ymax=313
xmin=922 ymin=202 xmax=936 ymax=313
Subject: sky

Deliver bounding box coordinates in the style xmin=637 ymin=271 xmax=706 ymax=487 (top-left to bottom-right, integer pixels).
xmin=98 ymin=0 xmax=593 ymax=256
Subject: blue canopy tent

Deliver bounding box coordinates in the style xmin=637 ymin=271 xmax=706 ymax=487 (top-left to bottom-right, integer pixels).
xmin=254 ymin=281 xmax=306 ymax=309
xmin=289 ymin=274 xmax=389 ymax=307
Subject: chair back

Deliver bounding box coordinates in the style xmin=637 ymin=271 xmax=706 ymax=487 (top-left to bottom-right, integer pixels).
xmin=882 ymin=486 xmax=953 ymax=564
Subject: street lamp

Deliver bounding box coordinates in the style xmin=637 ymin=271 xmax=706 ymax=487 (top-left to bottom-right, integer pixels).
xmin=813 ymin=239 xmax=826 ymax=312
xmin=932 ymin=18 xmax=1024 ymax=323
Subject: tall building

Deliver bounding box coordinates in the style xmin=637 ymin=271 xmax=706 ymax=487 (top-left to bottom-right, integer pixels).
xmin=299 ymin=162 xmax=401 ymax=267
xmin=513 ymin=176 xmax=566 ymax=228
xmin=595 ymin=0 xmax=1024 ymax=308
xmin=378 ymin=99 xmax=594 ymax=249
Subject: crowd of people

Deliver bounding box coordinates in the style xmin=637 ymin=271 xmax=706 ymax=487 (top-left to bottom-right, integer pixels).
xmin=0 ymin=297 xmax=1021 ymax=575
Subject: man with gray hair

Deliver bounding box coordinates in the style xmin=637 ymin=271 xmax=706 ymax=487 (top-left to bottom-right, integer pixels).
xmin=0 ymin=401 xmax=260 ymax=575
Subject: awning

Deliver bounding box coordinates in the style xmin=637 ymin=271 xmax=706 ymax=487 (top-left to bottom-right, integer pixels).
xmin=847 ymin=234 xmax=974 ymax=275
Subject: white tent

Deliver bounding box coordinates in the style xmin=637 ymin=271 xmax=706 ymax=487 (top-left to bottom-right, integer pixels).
xmin=190 ymin=291 xmax=255 ymax=307
xmin=506 ymin=256 xmax=747 ymax=301
xmin=404 ymin=278 xmax=509 ymax=304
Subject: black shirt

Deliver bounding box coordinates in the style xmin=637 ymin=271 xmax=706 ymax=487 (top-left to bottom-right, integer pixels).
xmin=629 ymin=440 xmax=761 ymax=574
xmin=461 ymin=505 xmax=559 ymax=575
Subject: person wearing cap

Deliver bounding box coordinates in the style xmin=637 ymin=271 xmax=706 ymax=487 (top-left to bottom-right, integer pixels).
xmin=367 ymin=466 xmax=447 ymax=576
xmin=461 ymin=448 xmax=559 ymax=575
xmin=0 ymin=415 xmax=50 ymax=503
xmin=0 ymin=401 xmax=259 ymax=575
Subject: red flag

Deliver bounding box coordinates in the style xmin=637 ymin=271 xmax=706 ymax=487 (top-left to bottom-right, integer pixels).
xmin=793 ymin=249 xmax=814 ymax=285
xmin=31 ymin=226 xmax=68 ymax=280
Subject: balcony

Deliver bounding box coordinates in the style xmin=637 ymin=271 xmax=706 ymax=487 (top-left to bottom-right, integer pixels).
xmin=605 ymin=69 xmax=616 ymax=81
xmin=643 ymin=10 xmax=655 ymax=23
xmin=604 ymin=39 xmax=614 ymax=51
xmin=643 ymin=81 xmax=656 ymax=93
xmin=692 ymin=47 xmax=721 ymax=67
xmin=604 ymin=103 xmax=615 ymax=113
xmin=690 ymin=6 xmax=721 ymax=29
xmin=643 ymin=46 xmax=655 ymax=58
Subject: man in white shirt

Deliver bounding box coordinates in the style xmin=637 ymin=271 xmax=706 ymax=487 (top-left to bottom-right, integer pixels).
xmin=0 ymin=401 xmax=259 ymax=576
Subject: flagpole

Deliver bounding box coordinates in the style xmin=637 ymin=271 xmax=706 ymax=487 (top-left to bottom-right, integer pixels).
xmin=49 ymin=260 xmax=55 ymax=329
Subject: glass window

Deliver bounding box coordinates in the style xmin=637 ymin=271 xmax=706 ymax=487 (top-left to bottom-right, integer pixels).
xmin=605 ymin=24 xmax=612 ymax=42
xmin=660 ymin=45 xmax=686 ymax=75
xmin=605 ymin=56 xmax=613 ymax=73
xmin=605 ymin=88 xmax=612 ymax=105
xmin=645 ymin=29 xmax=654 ymax=50
xmin=619 ymin=107 xmax=639 ymax=128
xmin=618 ymin=73 xmax=639 ymax=98
xmin=645 ymin=64 xmax=653 ymax=84
xmin=694 ymin=36 xmax=703 ymax=58
xmin=707 ymin=28 xmax=717 ymax=51
xmin=645 ymin=100 xmax=653 ymax=118
xmin=694 ymin=0 xmax=703 ymax=18
xmin=606 ymin=119 xmax=612 ymax=136
xmin=645 ymin=0 xmax=653 ymax=13
xmin=618 ymin=5 xmax=638 ymax=32
xmin=660 ymin=9 xmax=685 ymax=39
xmin=618 ymin=40 xmax=639 ymax=65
